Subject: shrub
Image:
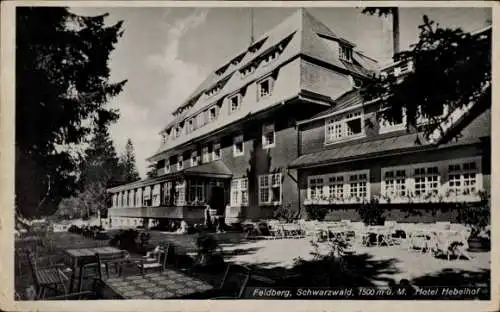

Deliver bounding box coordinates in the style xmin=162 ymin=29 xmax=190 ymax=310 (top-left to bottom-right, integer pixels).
xmin=456 ymin=191 xmax=490 ymax=239
xmin=305 ymin=205 xmax=330 ymax=221
xmin=356 ymin=198 xmax=386 ymax=226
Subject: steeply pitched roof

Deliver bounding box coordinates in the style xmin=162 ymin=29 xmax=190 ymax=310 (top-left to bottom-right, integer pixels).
xmin=289 ymin=108 xmax=490 ymax=169
xmin=152 ymin=9 xmax=378 ymax=159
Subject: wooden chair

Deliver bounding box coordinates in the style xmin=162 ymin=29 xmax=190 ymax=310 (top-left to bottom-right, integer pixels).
xmin=28 ymin=252 xmax=69 ymax=299
xmin=137 ymin=247 xmax=168 ymax=274
xmin=212 ymin=264 xmax=252 ymax=299
xmin=44 ymin=269 xmax=95 ymax=300
xmin=96 ymin=251 xmax=130 ymax=279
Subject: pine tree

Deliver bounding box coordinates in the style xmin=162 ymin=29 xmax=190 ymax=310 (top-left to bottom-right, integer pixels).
xmin=119 ymin=138 xmax=141 ymax=183
xmin=16 ymin=7 xmax=127 ymax=218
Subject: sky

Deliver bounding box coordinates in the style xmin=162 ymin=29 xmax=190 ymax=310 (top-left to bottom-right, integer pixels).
xmin=69 ymin=6 xmax=491 ymax=178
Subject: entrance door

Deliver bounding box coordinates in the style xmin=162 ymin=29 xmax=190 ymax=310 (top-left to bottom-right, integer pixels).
xmin=209 ymin=186 xmax=226 ymax=216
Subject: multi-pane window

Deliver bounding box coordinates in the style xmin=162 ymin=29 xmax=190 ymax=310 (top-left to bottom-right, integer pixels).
xmin=135 ymin=188 xmax=142 ymax=207
xmin=348 ymin=173 xmax=368 ymax=199
xmin=262 ymin=123 xmax=275 ymax=149
xmin=163 ymin=182 xmax=172 ymax=206
xmin=309 ymin=178 xmax=324 ymax=199
xmin=143 ymin=187 xmax=152 ymax=207
xmin=231 ymin=178 xmax=248 ymax=206
xmin=339 ymin=45 xmax=352 ymax=61
xmin=152 ymin=184 xmax=161 ymax=207
xmin=174 ymin=181 xmax=186 ymax=206
xmin=202 ymin=146 xmax=210 ymax=163
xmin=128 ymin=190 xmax=135 ymax=208
xmin=229 ymin=94 xmax=241 ymax=113
xmin=212 ymin=142 xmax=221 ymax=160
xmin=259 ymin=173 xmax=282 ymax=204
xmin=414 ymin=167 xmax=439 ymax=196
xmin=190 ymin=151 xmax=199 ymax=167
xmin=233 ymin=135 xmax=244 ymax=157
xmin=448 ymin=162 xmax=478 ymax=195
xmin=325 ymin=110 xmax=364 ymax=143
xmin=177 ymin=155 xmax=183 ymax=171
xmin=257 ymin=77 xmax=273 ymax=99
xmin=384 ymin=170 xmax=407 ymax=197
xmin=188 ymin=179 xmax=204 ymax=203
xmin=328 ymin=176 xmax=344 ymax=199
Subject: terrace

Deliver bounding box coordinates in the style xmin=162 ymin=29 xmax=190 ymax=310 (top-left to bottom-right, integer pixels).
xmin=14 ymin=218 xmax=491 ymax=300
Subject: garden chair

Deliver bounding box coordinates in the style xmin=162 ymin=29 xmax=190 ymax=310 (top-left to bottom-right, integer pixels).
xmin=212 ymin=264 xmax=252 ymax=299
xmin=267 ymin=221 xmax=284 ymax=239
xmin=28 ymin=251 xmax=70 ymax=299
xmin=282 ymin=223 xmax=302 ymax=239
xmin=80 ymin=251 xmax=129 ymax=292
xmin=44 ymin=269 xmax=95 ymax=300
xmin=136 ymin=247 xmax=168 ymax=274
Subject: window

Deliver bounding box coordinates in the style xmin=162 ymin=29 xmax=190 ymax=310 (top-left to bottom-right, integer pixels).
xmin=379 ymin=110 xmax=407 ymax=134
xmin=177 ymin=155 xmax=183 ymax=171
xmin=231 ymin=178 xmax=248 ymax=206
xmin=190 ymin=151 xmax=199 ymax=167
xmin=163 ymin=182 xmax=172 ymax=206
xmin=143 ymin=186 xmax=152 ymax=207
xmin=187 ymin=119 xmax=194 ymax=133
xmin=262 ymin=123 xmax=275 ymax=149
xmin=339 ymin=45 xmax=352 ymax=61
xmin=233 ymin=135 xmax=244 ymax=157
xmin=325 ymin=110 xmax=364 ymax=143
xmin=152 ymin=184 xmax=161 ymax=207
xmin=174 ymin=126 xmax=182 ymax=138
xmin=197 ymin=113 xmax=206 ymax=128
xmin=128 ymin=191 xmax=135 ymax=207
xmin=165 ymin=160 xmax=171 ymax=174
xmin=348 ymin=173 xmax=368 ymax=199
xmin=259 ymin=173 xmax=282 ymax=204
xmin=229 ymin=94 xmax=241 ymax=113
xmin=161 ymin=132 xmax=168 ymax=144
xmin=309 ymin=178 xmax=324 ymax=200
xmin=414 ymin=167 xmax=439 ymax=196
xmin=448 ymin=161 xmax=478 ymax=195
xmin=202 ymin=145 xmax=210 ymax=163
xmin=328 ymin=176 xmax=344 ymax=199
xmin=384 ymin=170 xmax=407 ymax=197
xmin=212 ymin=142 xmax=221 ymax=160
xmin=209 ymin=106 xmax=218 ymax=122
xmin=257 ymin=77 xmax=273 ymax=99
xmin=174 ymin=181 xmax=186 ymax=206
xmin=262 ymin=48 xmax=281 ymax=65
xmin=135 ymin=188 xmax=142 ymax=207
xmin=188 ymin=179 xmax=204 ymax=203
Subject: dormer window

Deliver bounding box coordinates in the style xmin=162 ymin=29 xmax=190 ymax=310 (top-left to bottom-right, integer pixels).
xmin=215 ymin=64 xmax=229 ymax=76
xmin=175 ymin=125 xmax=182 ymax=138
xmin=187 ymin=119 xmax=194 ymax=133
xmin=339 ymin=45 xmax=352 ymax=62
xmin=249 ymin=37 xmax=267 ymax=53
xmin=325 ymin=110 xmax=365 ymax=144
xmin=240 ymin=64 xmax=256 ymax=78
xmin=161 ymin=132 xmax=168 ymax=144
xmin=257 ymin=76 xmax=274 ymax=100
xmin=209 ymin=106 xmax=218 ymax=122
xmin=231 ymin=53 xmax=246 ymax=66
xmin=229 ymin=94 xmax=242 ymax=113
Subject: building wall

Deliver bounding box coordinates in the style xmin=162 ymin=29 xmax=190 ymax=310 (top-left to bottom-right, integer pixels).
xmin=297 ymin=144 xmax=490 ymax=222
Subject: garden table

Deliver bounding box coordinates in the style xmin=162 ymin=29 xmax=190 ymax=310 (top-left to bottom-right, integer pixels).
xmin=65 ymin=246 xmax=123 ymax=292
xmin=98 ymin=269 xmax=215 ymax=299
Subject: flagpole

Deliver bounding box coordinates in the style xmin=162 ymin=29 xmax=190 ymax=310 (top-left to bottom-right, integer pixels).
xmin=250 ymin=8 xmax=255 ymax=45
